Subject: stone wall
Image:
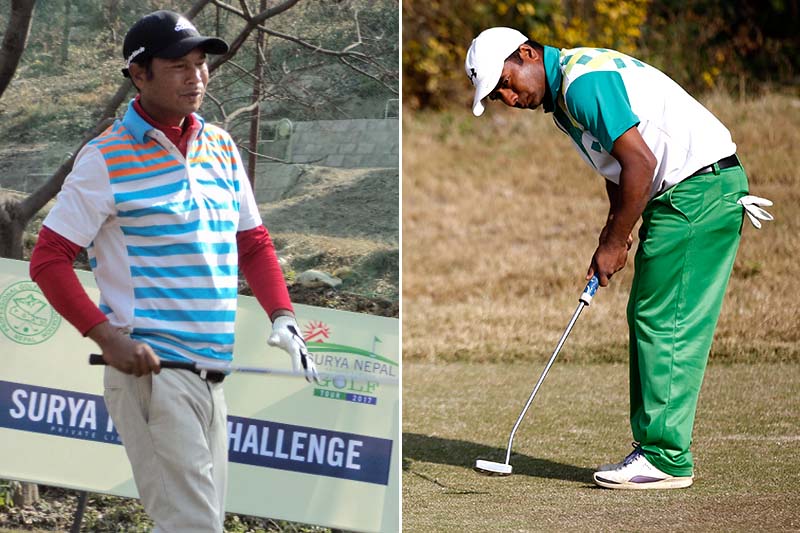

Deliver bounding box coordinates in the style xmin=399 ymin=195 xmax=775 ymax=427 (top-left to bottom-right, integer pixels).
xmin=252 ymin=118 xmax=399 ymax=203
xmin=262 ymin=118 xmax=399 ymax=169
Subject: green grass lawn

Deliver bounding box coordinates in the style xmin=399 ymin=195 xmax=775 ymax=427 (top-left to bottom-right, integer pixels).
xmin=403 ymin=361 xmax=800 ymax=532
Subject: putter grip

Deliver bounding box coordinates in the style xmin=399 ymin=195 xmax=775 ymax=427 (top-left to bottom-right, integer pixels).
xmin=579 ymin=275 xmax=600 ymax=305
xmin=88 ymin=353 xmax=196 ymax=370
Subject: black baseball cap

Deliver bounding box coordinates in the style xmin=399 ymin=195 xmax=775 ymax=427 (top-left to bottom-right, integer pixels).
xmin=122 ymin=10 xmax=229 ymax=77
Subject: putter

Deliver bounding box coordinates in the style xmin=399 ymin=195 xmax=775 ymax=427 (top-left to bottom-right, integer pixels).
xmin=88 ymin=354 xmax=399 ymax=385
xmin=474 ymin=275 xmax=599 ymax=476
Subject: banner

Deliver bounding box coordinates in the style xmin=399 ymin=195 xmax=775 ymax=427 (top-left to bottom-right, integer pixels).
xmin=0 ymin=258 xmax=399 ymax=532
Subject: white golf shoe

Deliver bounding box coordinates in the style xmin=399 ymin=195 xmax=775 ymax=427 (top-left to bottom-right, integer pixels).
xmin=593 ymin=447 xmax=694 ymax=490
xmin=596 ymin=442 xmax=640 ymax=472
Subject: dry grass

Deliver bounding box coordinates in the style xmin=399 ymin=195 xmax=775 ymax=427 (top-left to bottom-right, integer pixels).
xmin=402 ymin=92 xmax=800 ymax=363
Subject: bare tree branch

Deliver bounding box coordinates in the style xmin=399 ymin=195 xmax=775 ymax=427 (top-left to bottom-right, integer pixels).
xmin=209 ymin=0 xmax=302 ymax=72
xmin=0 ymin=0 xmax=37 ymax=100
xmin=185 ymin=0 xmax=215 ymax=19
xmin=338 ymin=56 xmax=397 ymax=94
xmin=210 ymin=0 xmax=397 ymax=95
xmin=256 ymin=25 xmax=370 ymax=61
xmin=204 ymin=92 xmax=227 ymax=120
xmin=237 ymin=0 xmax=253 ymax=19
xmin=19 ymin=117 xmax=115 ymax=220
xmin=18 ymin=80 xmax=132 ymax=220
xmin=224 ymin=59 xmax=261 ymax=82
xmin=252 ymin=0 xmax=302 ymax=25
xmin=211 ymin=0 xmax=247 ymax=18
xmin=249 ymin=21 xmax=398 ymax=95
xmin=240 ymin=145 xmax=325 ymax=165
xmin=223 ymin=100 xmax=261 ymax=131
xmin=239 ymin=146 xmax=291 ymax=164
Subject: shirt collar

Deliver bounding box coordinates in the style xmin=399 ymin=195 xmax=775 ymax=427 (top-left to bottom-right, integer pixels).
xmin=542 ymin=45 xmax=562 ymax=114
xmin=121 ymin=99 xmax=205 ymax=144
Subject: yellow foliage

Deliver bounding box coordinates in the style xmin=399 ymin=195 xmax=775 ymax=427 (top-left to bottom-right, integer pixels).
xmin=403 ymin=0 xmax=652 ymax=110
xmin=517 ymin=3 xmax=536 ymax=16
xmin=559 ymin=17 xmax=591 ymax=48
xmin=592 ymin=0 xmax=648 ymax=54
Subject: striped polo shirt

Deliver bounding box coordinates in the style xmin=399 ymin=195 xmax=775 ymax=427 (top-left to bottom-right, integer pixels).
xmin=44 ymin=100 xmax=262 ymax=364
xmin=540 ymin=46 xmax=736 ymax=196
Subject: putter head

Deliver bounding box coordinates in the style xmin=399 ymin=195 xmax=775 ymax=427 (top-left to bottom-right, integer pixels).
xmin=474 ymin=459 xmax=512 ymax=476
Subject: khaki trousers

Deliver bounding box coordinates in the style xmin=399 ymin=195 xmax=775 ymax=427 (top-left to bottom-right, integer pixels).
xmin=104 ymin=366 xmax=228 ymax=533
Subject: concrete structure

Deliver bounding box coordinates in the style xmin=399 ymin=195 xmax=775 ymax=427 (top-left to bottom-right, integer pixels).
xmin=253 ymin=117 xmax=399 ymax=203
xmin=260 ymin=118 xmax=398 ymax=169
xmin=290 ymin=118 xmax=398 ymax=168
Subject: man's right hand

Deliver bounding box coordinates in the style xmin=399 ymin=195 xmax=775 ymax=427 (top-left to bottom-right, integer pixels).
xmin=87 ymin=322 xmax=160 ymax=376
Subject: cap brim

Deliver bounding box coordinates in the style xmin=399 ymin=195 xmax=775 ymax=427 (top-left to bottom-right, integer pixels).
xmin=471 ymin=62 xmax=504 ymax=117
xmin=472 ymin=94 xmax=486 ymax=117
xmin=156 ymin=36 xmax=229 ymax=59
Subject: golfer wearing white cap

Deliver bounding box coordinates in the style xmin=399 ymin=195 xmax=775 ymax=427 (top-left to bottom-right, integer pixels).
xmin=465 ymin=28 xmax=772 ymax=490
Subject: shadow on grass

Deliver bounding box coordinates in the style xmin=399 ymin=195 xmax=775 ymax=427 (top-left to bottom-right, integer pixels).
xmin=403 ymin=432 xmax=594 ymax=483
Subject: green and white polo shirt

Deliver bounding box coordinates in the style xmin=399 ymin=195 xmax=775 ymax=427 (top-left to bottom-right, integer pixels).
xmin=540 ymin=45 xmax=736 ymax=196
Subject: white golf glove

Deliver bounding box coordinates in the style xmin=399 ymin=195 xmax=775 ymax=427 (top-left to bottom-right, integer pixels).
xmin=268 ymin=316 xmax=319 ymax=383
xmin=737 ymin=195 xmax=774 ymax=229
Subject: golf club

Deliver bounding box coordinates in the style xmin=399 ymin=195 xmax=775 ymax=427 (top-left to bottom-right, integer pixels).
xmin=88 ymin=353 xmax=399 ymax=385
xmin=474 ymin=275 xmax=599 ymax=476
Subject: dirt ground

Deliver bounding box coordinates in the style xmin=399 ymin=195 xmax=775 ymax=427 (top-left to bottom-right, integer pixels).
xmin=260 ymin=165 xmax=399 ymax=309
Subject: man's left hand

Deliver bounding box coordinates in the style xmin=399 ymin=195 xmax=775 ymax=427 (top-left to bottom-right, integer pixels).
xmin=587 ymin=238 xmax=629 ymax=287
xmin=268 ymin=316 xmax=319 ymax=383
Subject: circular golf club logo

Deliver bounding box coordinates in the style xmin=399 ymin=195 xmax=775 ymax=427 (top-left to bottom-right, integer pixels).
xmin=0 ymin=281 xmax=61 ymax=344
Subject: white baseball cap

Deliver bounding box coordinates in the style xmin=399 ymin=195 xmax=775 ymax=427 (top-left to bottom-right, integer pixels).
xmin=465 ymin=27 xmax=528 ymax=116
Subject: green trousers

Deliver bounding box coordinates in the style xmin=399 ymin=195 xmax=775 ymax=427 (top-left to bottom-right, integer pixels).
xmin=628 ymin=162 xmax=748 ymax=477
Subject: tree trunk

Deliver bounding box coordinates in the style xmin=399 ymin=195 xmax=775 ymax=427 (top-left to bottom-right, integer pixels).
xmin=0 ymin=0 xmax=37 ymax=100
xmin=61 ymin=0 xmax=72 ymax=64
xmin=247 ymin=0 xmax=267 ymax=189
xmin=0 ymin=200 xmax=25 ymax=260
xmin=0 ymin=1 xmax=39 ymax=484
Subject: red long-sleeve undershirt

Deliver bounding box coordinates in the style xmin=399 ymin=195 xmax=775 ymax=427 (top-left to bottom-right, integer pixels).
xmin=30 ymin=226 xmax=106 ymax=335
xmin=30 ymin=225 xmax=293 ymax=336
xmin=237 ymin=224 xmax=294 ymax=317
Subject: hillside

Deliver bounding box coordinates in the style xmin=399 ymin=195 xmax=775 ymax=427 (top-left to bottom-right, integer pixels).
xmin=0 ymin=0 xmax=399 ymax=318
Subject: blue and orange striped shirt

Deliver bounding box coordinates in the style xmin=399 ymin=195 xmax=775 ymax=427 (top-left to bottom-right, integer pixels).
xmin=43 ymin=100 xmax=262 ymax=363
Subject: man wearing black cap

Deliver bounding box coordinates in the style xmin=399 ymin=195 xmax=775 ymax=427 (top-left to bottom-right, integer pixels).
xmin=29 ymin=10 xmax=317 ymax=531
xmin=119 ymin=10 xmax=229 ymax=128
